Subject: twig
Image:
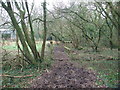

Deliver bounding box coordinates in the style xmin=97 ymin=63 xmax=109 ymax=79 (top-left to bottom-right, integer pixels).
xmin=1 ymin=74 xmax=33 ymax=78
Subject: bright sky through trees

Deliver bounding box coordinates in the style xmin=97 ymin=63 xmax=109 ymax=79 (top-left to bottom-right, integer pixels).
xmin=30 ymin=0 xmax=120 ymax=10
xmin=34 ymin=0 xmax=71 ymax=10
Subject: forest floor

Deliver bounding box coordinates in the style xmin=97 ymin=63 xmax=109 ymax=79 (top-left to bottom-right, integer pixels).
xmin=29 ymin=45 xmax=109 ymax=88
xmin=1 ymin=42 xmax=118 ymax=88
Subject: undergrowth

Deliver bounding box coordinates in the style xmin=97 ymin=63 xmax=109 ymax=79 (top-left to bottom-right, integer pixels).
xmin=93 ymin=60 xmax=118 ymax=88
xmin=68 ymin=47 xmax=119 ymax=88
xmin=2 ymin=58 xmax=53 ymax=88
xmin=72 ymin=56 xmax=118 ymax=88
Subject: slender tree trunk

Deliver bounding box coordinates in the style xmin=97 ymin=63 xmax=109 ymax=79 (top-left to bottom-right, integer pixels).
xmin=118 ymin=21 xmax=120 ymax=60
xmin=8 ymin=11 xmax=35 ymax=64
xmin=109 ymin=25 xmax=113 ymax=50
xmin=41 ymin=0 xmax=47 ymax=60
xmin=109 ymin=24 xmax=113 ymax=50
xmin=25 ymin=1 xmax=40 ymax=60
xmin=16 ymin=33 xmax=19 ymax=55
xmin=20 ymin=14 xmax=40 ymax=60
xmin=116 ymin=2 xmax=120 ymax=60
xmin=1 ymin=2 xmax=36 ymax=65
xmin=105 ymin=16 xmax=113 ymax=50
xmin=14 ymin=1 xmax=40 ymax=61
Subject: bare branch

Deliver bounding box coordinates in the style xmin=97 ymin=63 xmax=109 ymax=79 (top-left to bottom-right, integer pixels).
xmin=0 ymin=22 xmax=11 ymax=27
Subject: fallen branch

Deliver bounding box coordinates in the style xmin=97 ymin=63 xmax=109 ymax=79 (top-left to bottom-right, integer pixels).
xmin=64 ymin=46 xmax=71 ymax=51
xmin=0 ymin=74 xmax=33 ymax=78
xmin=64 ymin=46 xmax=74 ymax=54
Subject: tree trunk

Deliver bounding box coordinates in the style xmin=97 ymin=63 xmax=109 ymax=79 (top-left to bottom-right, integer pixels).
xmin=118 ymin=19 xmax=120 ymax=60
xmin=8 ymin=11 xmax=35 ymax=64
xmin=1 ymin=2 xmax=37 ymax=65
xmin=20 ymin=15 xmax=40 ymax=60
xmin=116 ymin=2 xmax=120 ymax=59
xmin=15 ymin=1 xmax=40 ymax=61
xmin=25 ymin=1 xmax=41 ymax=61
xmin=41 ymin=0 xmax=47 ymax=60
xmin=109 ymin=41 xmax=113 ymax=50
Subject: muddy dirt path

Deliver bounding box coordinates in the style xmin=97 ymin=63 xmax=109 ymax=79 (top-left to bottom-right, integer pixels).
xmin=53 ymin=45 xmax=69 ymax=61
xmin=30 ymin=45 xmax=100 ymax=88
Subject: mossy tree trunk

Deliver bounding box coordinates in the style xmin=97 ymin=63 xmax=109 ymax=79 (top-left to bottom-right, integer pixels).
xmin=117 ymin=2 xmax=120 ymax=59
xmin=41 ymin=0 xmax=47 ymax=60
xmin=1 ymin=1 xmax=41 ymax=65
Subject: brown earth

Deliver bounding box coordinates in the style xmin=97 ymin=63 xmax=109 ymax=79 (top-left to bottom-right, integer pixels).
xmin=30 ymin=45 xmax=106 ymax=88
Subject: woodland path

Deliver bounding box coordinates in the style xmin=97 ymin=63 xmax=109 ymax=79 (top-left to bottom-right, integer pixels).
xmin=53 ymin=45 xmax=70 ymax=61
xmin=30 ymin=45 xmax=100 ymax=88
